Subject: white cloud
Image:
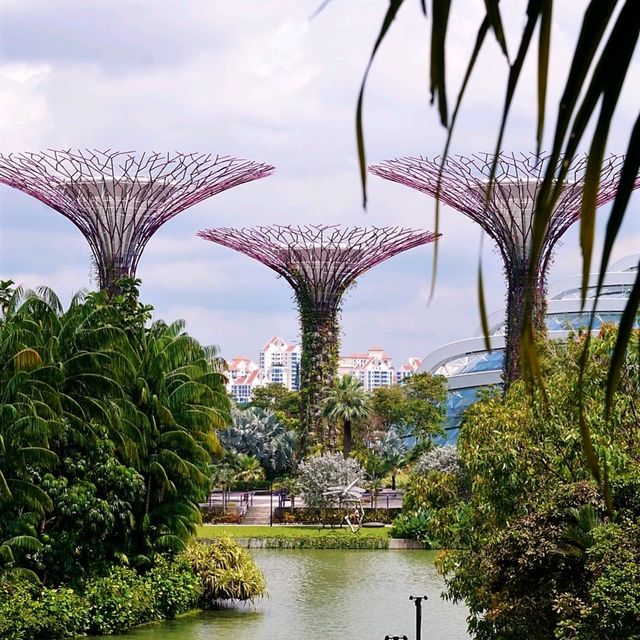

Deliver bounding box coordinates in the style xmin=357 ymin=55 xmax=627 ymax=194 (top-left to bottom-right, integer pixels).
xmin=0 ymin=0 xmax=638 ymax=366
xmin=0 ymin=63 xmax=53 ymax=148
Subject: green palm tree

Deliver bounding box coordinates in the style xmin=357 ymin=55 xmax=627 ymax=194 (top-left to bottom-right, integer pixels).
xmin=126 ymin=320 xmax=230 ymax=557
xmin=210 ymin=461 xmax=237 ymax=514
xmin=234 ymin=454 xmax=265 ymax=489
xmin=323 ymin=375 xmax=371 ymax=458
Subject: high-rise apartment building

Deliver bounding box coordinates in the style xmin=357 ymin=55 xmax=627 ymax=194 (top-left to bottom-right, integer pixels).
xmin=339 ymin=347 xmax=422 ymax=391
xmin=260 ymin=337 xmax=301 ymax=391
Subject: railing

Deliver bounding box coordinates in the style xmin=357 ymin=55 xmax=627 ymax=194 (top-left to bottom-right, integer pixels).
xmin=206 ymin=490 xmax=255 ymax=512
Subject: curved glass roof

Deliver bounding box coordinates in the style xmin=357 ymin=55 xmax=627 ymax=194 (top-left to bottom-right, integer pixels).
xmin=551 ymin=283 xmax=634 ymax=301
xmin=545 ymin=311 xmax=630 ymax=332
xmin=434 ymin=349 xmax=504 ymax=376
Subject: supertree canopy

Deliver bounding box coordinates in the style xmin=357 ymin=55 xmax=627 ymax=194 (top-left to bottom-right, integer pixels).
xmin=0 ymin=149 xmax=274 ymax=289
xmin=198 ymin=224 xmax=439 ymax=448
xmin=370 ymin=152 xmax=629 ymax=385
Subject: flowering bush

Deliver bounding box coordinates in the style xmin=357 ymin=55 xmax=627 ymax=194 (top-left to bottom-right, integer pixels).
xmin=414 ymin=445 xmax=460 ymax=477
xmin=297 ymin=453 xmax=364 ymax=510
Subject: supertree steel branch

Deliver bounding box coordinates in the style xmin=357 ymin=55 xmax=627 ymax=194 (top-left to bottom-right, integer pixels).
xmin=370 ymin=152 xmax=631 ymax=385
xmin=198 ymin=224 xmax=439 ymax=449
xmin=0 ymin=149 xmax=274 ymax=289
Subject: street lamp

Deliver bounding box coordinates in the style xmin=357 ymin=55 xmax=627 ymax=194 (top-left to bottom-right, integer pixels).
xmin=409 ymin=595 xmax=428 ymax=640
xmin=269 ymin=479 xmax=273 ymax=527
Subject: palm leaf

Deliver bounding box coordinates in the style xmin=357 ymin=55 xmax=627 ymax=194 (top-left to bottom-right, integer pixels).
xmin=430 ymin=0 xmax=451 ymax=126
xmin=13 ymin=348 xmax=42 ymax=371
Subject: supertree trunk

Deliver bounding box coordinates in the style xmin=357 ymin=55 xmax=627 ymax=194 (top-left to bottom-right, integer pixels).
xmin=299 ymin=304 xmax=340 ymax=451
xmin=503 ymin=264 xmax=547 ymax=386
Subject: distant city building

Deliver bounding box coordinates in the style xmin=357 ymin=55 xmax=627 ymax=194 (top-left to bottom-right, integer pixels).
xmin=396 ymin=356 xmax=423 ymax=384
xmin=260 ymin=337 xmax=301 ymax=391
xmin=225 ymin=337 xmax=301 ymax=404
xmin=226 ymin=341 xmax=420 ymax=402
xmin=225 ymin=356 xmax=266 ymax=405
xmin=339 ymin=347 xmax=422 ymax=391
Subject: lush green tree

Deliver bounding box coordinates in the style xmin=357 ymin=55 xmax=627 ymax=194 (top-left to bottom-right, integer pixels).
xmin=440 ymin=327 xmax=640 ymax=637
xmin=0 ymin=287 xmax=137 ymax=581
xmin=249 ymin=383 xmax=301 ymax=432
xmin=126 ymin=319 xmax=229 ymax=559
xmin=369 ymin=385 xmax=406 ymax=432
xmin=370 ymin=372 xmax=446 ymax=444
xmin=323 ymin=375 xmax=371 ymax=458
xmin=233 ymin=454 xmax=265 ymax=488
xmin=0 ymin=280 xmax=232 ymax=581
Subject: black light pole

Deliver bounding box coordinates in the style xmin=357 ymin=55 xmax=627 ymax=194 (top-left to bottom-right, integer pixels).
xmin=269 ymin=479 xmax=273 ymax=527
xmin=409 ymin=596 xmax=428 ymax=640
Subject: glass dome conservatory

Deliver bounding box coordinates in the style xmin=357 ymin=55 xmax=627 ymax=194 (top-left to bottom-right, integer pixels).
xmin=420 ymin=255 xmax=640 ymax=441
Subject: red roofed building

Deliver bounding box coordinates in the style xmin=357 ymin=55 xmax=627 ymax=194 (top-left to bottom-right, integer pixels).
xmin=338 ymin=347 xmax=422 ymax=391
xmin=225 ymin=356 xmax=266 ymax=404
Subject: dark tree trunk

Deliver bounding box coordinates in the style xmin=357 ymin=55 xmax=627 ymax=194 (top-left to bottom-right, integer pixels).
xmin=343 ymin=419 xmax=352 ymax=458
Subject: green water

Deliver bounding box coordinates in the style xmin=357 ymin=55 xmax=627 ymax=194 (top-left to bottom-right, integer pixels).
xmin=93 ymin=549 xmax=469 ymax=640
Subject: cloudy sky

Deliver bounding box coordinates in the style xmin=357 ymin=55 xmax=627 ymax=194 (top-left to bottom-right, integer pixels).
xmin=1 ymin=0 xmax=638 ymax=365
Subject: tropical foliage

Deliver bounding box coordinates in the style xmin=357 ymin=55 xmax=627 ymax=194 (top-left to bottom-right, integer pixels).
xmin=220 ymin=406 xmax=298 ymax=478
xmin=297 ymin=452 xmax=364 ymax=511
xmin=370 ymin=372 xmax=446 ymax=444
xmin=323 ymin=374 xmax=371 ymax=458
xmin=0 ymin=279 xmax=268 ymax=636
xmin=0 ymin=281 xmax=242 ymax=625
xmin=353 ymin=0 xmax=639 ymax=502
xmin=434 ymin=327 xmax=640 ymax=638
xmin=181 ymin=537 xmax=266 ymax=604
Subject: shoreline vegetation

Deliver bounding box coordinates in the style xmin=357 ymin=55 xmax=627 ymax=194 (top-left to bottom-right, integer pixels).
xmin=197 ymin=525 xmax=427 ymax=550
xmin=0 ymin=538 xmax=266 ymax=639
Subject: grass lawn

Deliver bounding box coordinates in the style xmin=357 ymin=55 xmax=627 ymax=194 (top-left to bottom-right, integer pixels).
xmin=196 ymin=524 xmax=390 ymax=539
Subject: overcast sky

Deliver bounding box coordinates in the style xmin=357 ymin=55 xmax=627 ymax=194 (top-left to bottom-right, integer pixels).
xmin=1 ymin=0 xmax=638 ymax=364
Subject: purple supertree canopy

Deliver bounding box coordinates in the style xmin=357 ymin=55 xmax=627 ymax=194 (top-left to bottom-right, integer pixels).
xmin=370 ymin=152 xmax=631 ymax=384
xmin=0 ymin=149 xmax=274 ymax=288
xmin=370 ymin=153 xmax=626 ymax=275
xmin=197 ymin=224 xmax=439 ymax=308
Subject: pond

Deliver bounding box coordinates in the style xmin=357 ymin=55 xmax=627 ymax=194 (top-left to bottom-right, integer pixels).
xmin=93 ymin=549 xmax=469 ymax=640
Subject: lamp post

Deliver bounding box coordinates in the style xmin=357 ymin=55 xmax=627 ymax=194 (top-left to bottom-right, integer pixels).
xmin=409 ymin=595 xmax=428 ymax=640
xmin=269 ymin=479 xmax=273 ymax=527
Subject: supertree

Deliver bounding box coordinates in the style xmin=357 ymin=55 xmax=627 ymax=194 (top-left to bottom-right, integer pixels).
xmin=0 ymin=149 xmax=274 ymax=289
xmin=198 ymin=224 xmax=439 ymax=448
xmin=370 ymin=153 xmax=629 ymax=385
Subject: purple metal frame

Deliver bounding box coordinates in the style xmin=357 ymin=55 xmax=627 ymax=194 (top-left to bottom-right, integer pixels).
xmin=370 ymin=152 xmax=629 ymax=383
xmin=0 ymin=149 xmax=274 ymax=288
xmin=198 ymin=224 xmax=439 ymax=313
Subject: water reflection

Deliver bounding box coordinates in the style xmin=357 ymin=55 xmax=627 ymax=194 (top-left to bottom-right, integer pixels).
xmin=93 ymin=550 xmax=469 ymax=640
